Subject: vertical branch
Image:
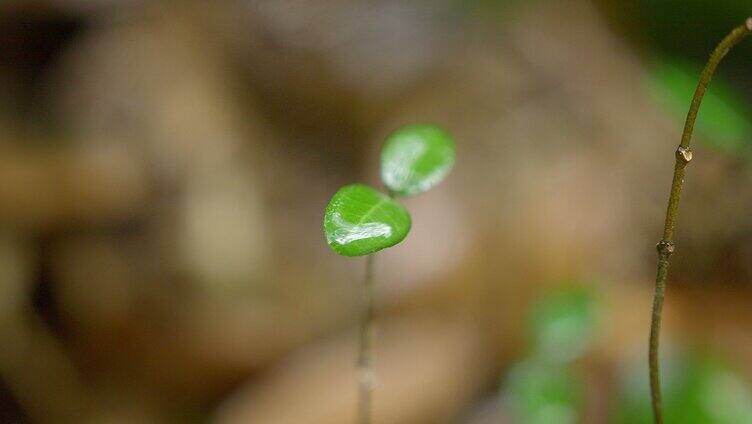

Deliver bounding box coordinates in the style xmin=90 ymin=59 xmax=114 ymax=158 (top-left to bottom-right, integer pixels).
xmin=649 ymin=19 xmax=751 ymax=424
xmin=357 ymin=254 xmax=376 ymax=424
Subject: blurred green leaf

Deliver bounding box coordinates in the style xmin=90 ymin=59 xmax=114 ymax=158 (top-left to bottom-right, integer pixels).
xmin=615 ymin=352 xmax=752 ymax=424
xmin=380 ymin=123 xmax=456 ymax=197
xmin=324 ymin=184 xmax=411 ymax=256
xmin=648 ymin=58 xmax=752 ymax=159
xmin=619 ymin=0 xmax=752 ymax=73
xmin=504 ymin=359 xmax=583 ymax=424
xmin=529 ymin=285 xmax=598 ymax=363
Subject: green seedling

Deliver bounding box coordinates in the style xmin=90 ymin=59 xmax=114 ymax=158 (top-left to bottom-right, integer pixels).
xmin=648 ymin=19 xmax=752 ymax=424
xmin=323 ymin=123 xmax=455 ymax=424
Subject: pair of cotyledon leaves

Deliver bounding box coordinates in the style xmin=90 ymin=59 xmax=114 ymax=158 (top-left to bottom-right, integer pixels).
xmin=324 ymin=124 xmax=455 ymax=256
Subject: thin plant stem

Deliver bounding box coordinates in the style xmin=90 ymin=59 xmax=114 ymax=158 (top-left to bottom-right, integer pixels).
xmin=649 ymin=18 xmax=752 ymax=424
xmin=357 ymin=254 xmax=376 ymax=424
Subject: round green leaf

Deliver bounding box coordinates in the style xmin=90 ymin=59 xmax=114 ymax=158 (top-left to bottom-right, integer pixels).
xmin=504 ymin=359 xmax=583 ymax=424
xmin=324 ymin=184 xmax=411 ymax=256
xmin=647 ymin=58 xmax=752 ymax=159
xmin=380 ymin=124 xmax=456 ymax=197
xmin=529 ymin=285 xmax=598 ymax=363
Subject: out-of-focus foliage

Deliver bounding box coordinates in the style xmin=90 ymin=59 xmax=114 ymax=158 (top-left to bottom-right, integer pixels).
xmin=504 ymin=359 xmax=583 ymax=424
xmin=324 ymin=184 xmax=411 ymax=256
xmin=616 ymin=352 xmax=752 ymax=424
xmin=529 ymin=285 xmax=599 ymax=363
xmin=380 ymin=124 xmax=456 ymax=197
xmin=502 ymin=285 xmax=598 ymax=423
xmin=647 ymin=58 xmax=752 ymax=159
xmin=613 ymin=0 xmax=752 ymax=73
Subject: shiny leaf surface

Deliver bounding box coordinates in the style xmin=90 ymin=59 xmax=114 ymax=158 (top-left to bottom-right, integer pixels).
xmin=324 ymin=184 xmax=411 ymax=256
xmin=380 ymin=124 xmax=456 ymax=197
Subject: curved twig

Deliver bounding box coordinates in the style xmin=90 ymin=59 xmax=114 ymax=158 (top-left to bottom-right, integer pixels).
xmin=649 ymin=18 xmax=752 ymax=424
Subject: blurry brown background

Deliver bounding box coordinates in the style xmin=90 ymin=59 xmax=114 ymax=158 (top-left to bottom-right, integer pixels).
xmin=0 ymin=0 xmax=751 ymax=423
